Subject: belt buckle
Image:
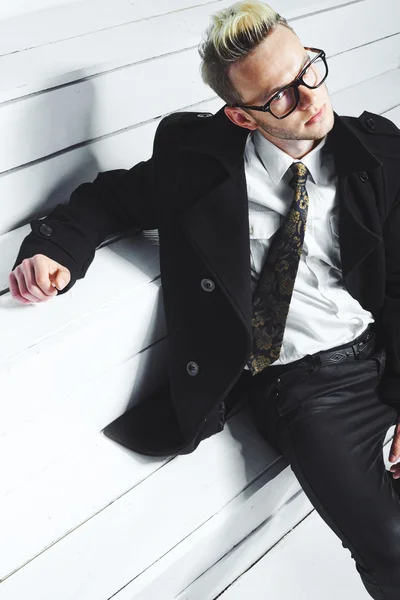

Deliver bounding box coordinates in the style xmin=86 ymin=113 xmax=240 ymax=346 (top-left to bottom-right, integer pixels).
xmin=352 ymin=332 xmax=373 ymax=360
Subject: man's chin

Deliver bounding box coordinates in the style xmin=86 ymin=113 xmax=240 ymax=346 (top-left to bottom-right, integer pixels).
xmin=308 ymin=105 xmax=334 ymax=132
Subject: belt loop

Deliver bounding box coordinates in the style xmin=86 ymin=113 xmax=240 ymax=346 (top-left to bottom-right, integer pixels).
xmin=308 ymin=353 xmax=321 ymax=370
xmin=353 ymin=337 xmax=366 ymax=359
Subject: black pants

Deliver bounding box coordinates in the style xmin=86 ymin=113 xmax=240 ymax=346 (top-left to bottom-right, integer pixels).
xmin=244 ymin=327 xmax=400 ymax=599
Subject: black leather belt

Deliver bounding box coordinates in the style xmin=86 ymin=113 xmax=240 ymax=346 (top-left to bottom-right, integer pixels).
xmin=248 ymin=325 xmax=378 ymax=384
xmin=245 ymin=325 xmax=378 ymax=387
xmin=289 ymin=324 xmax=377 ymax=371
xmin=316 ymin=327 xmax=376 ymax=365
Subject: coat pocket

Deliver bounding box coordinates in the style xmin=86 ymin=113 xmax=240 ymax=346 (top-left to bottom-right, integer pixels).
xmin=249 ymin=211 xmax=282 ymax=275
xmin=249 ymin=210 xmax=281 ymax=240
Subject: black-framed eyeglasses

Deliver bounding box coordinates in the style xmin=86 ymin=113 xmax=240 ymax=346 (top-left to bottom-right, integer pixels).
xmin=228 ymin=47 xmax=328 ymax=119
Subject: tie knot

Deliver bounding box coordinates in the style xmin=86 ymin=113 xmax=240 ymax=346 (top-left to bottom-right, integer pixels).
xmin=290 ymin=161 xmax=309 ymax=178
xmin=289 ymin=161 xmax=309 ymax=189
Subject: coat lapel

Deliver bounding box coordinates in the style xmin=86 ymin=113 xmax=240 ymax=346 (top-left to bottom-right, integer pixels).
xmin=181 ymin=106 xmax=384 ymax=335
xmin=325 ymin=113 xmax=383 ymax=284
xmin=181 ymin=162 xmax=253 ymax=340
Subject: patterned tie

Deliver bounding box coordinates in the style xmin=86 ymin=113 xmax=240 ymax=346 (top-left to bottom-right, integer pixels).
xmin=247 ymin=162 xmax=310 ymax=375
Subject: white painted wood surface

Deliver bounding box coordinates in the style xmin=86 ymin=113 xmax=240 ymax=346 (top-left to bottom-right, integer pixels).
xmin=0 ymin=0 xmax=399 ymax=598
xmin=0 ymin=0 xmax=83 ymax=22
xmin=217 ymin=510 xmax=369 ymax=599
xmin=0 ymin=410 xmax=286 ymax=598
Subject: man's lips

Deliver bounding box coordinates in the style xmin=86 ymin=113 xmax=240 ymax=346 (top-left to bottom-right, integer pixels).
xmin=306 ymin=104 xmax=325 ymax=125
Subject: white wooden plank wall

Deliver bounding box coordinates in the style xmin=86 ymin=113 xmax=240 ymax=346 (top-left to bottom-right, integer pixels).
xmin=0 ymin=1 xmax=399 ymax=599
xmin=0 ymin=0 xmax=83 ymax=22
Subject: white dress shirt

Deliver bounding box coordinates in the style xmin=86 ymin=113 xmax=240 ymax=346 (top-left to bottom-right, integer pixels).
xmin=243 ymin=128 xmax=374 ymax=369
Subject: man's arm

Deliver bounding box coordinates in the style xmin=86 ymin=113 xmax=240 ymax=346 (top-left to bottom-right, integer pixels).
xmin=11 ymin=120 xmax=166 ymax=296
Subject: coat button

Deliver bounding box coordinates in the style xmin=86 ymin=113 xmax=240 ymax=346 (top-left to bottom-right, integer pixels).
xmin=186 ymin=361 xmax=200 ymax=376
xmin=38 ymin=223 xmax=53 ymax=237
xmin=365 ymin=117 xmax=376 ymax=130
xmin=197 ymin=113 xmax=212 ymax=118
xmin=358 ymin=171 xmax=369 ymax=182
xmin=201 ymin=278 xmax=215 ymax=292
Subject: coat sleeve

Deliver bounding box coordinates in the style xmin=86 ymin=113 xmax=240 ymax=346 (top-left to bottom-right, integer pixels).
xmin=378 ymin=185 xmax=400 ymax=403
xmin=11 ymin=116 xmax=169 ymax=296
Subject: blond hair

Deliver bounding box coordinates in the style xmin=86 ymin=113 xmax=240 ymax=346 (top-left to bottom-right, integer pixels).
xmin=198 ymin=1 xmax=296 ymax=105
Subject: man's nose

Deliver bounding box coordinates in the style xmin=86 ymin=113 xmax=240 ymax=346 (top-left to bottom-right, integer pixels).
xmin=297 ymin=85 xmax=319 ymax=110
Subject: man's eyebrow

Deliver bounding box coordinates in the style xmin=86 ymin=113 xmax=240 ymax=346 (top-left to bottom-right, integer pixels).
xmin=260 ymin=54 xmax=310 ymax=102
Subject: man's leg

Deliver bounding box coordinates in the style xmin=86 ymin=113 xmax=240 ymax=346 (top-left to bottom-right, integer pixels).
xmin=248 ymin=351 xmax=400 ymax=599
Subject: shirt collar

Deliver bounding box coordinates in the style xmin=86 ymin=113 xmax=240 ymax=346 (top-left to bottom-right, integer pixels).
xmin=251 ymin=128 xmax=327 ymax=186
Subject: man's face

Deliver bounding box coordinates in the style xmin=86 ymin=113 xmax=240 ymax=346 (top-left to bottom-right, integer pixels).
xmin=225 ymin=24 xmax=334 ymax=143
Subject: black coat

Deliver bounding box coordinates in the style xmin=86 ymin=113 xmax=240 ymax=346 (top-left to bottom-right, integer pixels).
xmin=12 ymin=107 xmax=400 ymax=457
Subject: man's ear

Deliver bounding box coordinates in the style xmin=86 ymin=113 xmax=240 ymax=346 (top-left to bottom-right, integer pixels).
xmin=224 ymin=106 xmax=258 ymax=131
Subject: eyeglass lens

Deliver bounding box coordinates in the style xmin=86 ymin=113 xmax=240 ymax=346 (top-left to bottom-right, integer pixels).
xmin=269 ymin=52 xmax=327 ymax=118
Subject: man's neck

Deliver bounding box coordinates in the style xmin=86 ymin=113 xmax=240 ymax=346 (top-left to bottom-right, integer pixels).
xmin=256 ymin=128 xmax=323 ymax=160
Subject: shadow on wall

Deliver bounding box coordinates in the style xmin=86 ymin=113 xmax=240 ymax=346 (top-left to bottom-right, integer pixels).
xmin=6 ymin=69 xmax=100 ymax=235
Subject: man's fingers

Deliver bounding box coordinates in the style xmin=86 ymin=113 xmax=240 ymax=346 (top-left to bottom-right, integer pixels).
xmin=23 ymin=260 xmax=54 ymax=301
xmin=8 ymin=271 xmax=32 ymax=304
xmin=32 ymin=260 xmax=58 ymax=297
xmin=13 ymin=266 xmax=42 ymax=303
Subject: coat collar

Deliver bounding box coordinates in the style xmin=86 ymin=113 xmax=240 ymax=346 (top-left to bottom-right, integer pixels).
xmin=182 ymin=105 xmax=382 ymax=176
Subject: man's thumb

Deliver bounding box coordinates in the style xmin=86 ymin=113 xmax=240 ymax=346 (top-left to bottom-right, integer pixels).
xmin=54 ymin=270 xmax=70 ymax=291
xmin=56 ymin=277 xmax=68 ymax=290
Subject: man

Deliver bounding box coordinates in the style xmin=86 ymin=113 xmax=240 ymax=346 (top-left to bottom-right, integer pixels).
xmin=9 ymin=2 xmax=400 ymax=595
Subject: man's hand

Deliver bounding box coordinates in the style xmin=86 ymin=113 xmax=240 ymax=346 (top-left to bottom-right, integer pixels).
xmin=389 ymin=421 xmax=400 ymax=478
xmin=9 ymin=255 xmax=71 ymax=304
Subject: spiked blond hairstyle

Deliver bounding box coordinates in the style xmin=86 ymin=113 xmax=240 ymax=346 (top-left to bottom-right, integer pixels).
xmin=198 ymin=1 xmax=296 ymax=105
